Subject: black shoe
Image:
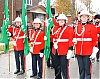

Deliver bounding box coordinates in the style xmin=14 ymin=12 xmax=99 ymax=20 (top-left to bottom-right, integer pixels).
xmin=14 ymin=70 xmax=20 ymax=74
xmin=97 ymin=59 xmax=99 ymax=62
xmin=30 ymin=74 xmax=37 ymax=77
xmin=17 ymin=70 xmax=25 ymax=75
xmin=36 ymin=76 xmax=42 ymax=79
xmin=50 ymin=66 xmax=54 ymax=69
xmin=47 ymin=66 xmax=50 ymax=68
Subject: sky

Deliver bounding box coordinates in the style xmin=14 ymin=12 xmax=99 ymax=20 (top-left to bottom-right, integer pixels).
xmin=91 ymin=0 xmax=100 ymax=13
xmin=40 ymin=0 xmax=100 ymax=13
xmin=75 ymin=0 xmax=100 ymax=13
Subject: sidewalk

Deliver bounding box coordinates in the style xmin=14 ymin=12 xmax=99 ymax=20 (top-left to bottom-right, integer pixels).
xmin=0 ymin=41 xmax=100 ymax=79
xmin=0 ymin=52 xmax=55 ymax=79
xmin=0 ymin=52 xmax=99 ymax=79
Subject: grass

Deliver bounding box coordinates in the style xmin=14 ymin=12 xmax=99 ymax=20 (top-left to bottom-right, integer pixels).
xmin=0 ymin=44 xmax=13 ymax=52
xmin=0 ymin=33 xmax=14 ymax=53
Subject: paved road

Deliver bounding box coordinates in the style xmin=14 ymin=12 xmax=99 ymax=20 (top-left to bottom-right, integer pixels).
xmin=0 ymin=52 xmax=99 ymax=79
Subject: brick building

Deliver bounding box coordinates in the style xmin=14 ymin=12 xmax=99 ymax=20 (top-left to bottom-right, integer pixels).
xmin=0 ymin=0 xmax=72 ymax=28
xmin=0 ymin=0 xmax=45 ymax=27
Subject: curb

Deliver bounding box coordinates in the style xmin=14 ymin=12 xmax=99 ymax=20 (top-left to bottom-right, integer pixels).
xmin=0 ymin=41 xmax=14 ymax=55
xmin=0 ymin=49 xmax=14 ymax=55
xmin=0 ymin=41 xmax=13 ymax=45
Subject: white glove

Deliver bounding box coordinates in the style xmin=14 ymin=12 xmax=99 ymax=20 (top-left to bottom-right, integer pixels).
xmin=7 ymin=32 xmax=12 ymax=36
xmin=23 ymin=34 xmax=26 ymax=38
xmin=73 ymin=38 xmax=77 ymax=44
xmin=97 ymin=34 xmax=99 ymax=37
xmin=44 ymin=36 xmax=47 ymax=40
xmin=39 ymin=53 xmax=43 ymax=58
xmin=67 ymin=50 xmax=73 ymax=59
xmin=54 ymin=42 xmax=58 ymax=49
xmin=30 ymin=47 xmax=33 ymax=52
xmin=90 ymin=47 xmax=99 ymax=59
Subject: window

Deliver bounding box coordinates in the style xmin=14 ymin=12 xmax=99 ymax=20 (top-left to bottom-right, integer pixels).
xmin=27 ymin=0 xmax=32 ymax=5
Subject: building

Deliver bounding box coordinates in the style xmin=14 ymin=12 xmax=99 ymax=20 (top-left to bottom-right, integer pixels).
xmin=0 ymin=0 xmax=45 ymax=27
xmin=0 ymin=0 xmax=72 ymax=28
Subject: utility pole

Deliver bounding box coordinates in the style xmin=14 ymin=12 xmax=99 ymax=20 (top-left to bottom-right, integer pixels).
xmin=71 ymin=0 xmax=75 ymax=23
xmin=12 ymin=0 xmax=13 ymax=23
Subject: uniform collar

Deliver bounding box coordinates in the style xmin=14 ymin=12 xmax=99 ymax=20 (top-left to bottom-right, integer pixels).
xmin=34 ymin=28 xmax=40 ymax=31
xmin=59 ymin=24 xmax=66 ymax=28
xmin=15 ymin=25 xmax=20 ymax=28
xmin=81 ymin=22 xmax=87 ymax=25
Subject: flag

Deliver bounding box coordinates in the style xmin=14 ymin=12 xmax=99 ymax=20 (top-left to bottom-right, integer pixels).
xmin=21 ymin=0 xmax=30 ymax=56
xmin=0 ymin=0 xmax=10 ymax=52
xmin=44 ymin=0 xmax=54 ymax=61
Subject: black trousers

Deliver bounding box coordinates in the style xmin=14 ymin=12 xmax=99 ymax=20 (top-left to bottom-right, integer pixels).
xmin=47 ymin=42 xmax=54 ymax=67
xmin=14 ymin=50 xmax=24 ymax=70
xmin=97 ymin=42 xmax=100 ymax=59
xmin=52 ymin=50 xmax=69 ymax=79
xmin=31 ymin=54 xmax=42 ymax=77
xmin=96 ymin=51 xmax=100 ymax=60
xmin=76 ymin=55 xmax=91 ymax=79
xmin=47 ymin=52 xmax=54 ymax=67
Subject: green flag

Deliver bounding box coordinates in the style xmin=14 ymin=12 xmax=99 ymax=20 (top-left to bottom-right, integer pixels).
xmin=21 ymin=0 xmax=30 ymax=56
xmin=0 ymin=0 xmax=10 ymax=52
xmin=44 ymin=0 xmax=54 ymax=61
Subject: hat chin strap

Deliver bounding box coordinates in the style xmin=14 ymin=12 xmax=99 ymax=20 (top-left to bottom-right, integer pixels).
xmin=59 ymin=22 xmax=65 ymax=26
xmin=81 ymin=21 xmax=87 ymax=25
xmin=81 ymin=16 xmax=88 ymax=23
xmin=81 ymin=19 xmax=87 ymax=23
xmin=59 ymin=24 xmax=66 ymax=27
xmin=16 ymin=25 xmax=21 ymax=28
xmin=82 ymin=21 xmax=87 ymax=23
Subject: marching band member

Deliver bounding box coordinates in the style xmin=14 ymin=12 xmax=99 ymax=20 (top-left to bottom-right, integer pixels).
xmin=8 ymin=16 xmax=25 ymax=75
xmin=94 ymin=14 xmax=100 ymax=62
xmin=51 ymin=14 xmax=74 ymax=79
xmin=73 ymin=10 xmax=98 ymax=79
xmin=29 ymin=18 xmax=44 ymax=79
xmin=47 ymin=15 xmax=58 ymax=68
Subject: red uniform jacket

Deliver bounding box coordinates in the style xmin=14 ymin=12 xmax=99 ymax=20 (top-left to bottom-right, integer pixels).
xmin=8 ymin=26 xmax=24 ymax=51
xmin=50 ymin=30 xmax=53 ymax=42
xmin=95 ymin=24 xmax=100 ymax=42
xmin=53 ymin=18 xmax=59 ymax=26
xmin=29 ymin=29 xmax=44 ymax=54
xmin=96 ymin=26 xmax=100 ymax=34
xmin=74 ymin=23 xmax=98 ymax=56
xmin=51 ymin=25 xmax=74 ymax=55
xmin=94 ymin=23 xmax=100 ymax=34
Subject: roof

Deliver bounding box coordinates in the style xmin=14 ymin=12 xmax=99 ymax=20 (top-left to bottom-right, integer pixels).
xmin=17 ymin=5 xmax=46 ymax=14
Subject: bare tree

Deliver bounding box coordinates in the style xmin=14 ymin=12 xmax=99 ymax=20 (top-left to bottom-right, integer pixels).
xmin=55 ymin=0 xmax=72 ymax=15
xmin=80 ymin=0 xmax=92 ymax=11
